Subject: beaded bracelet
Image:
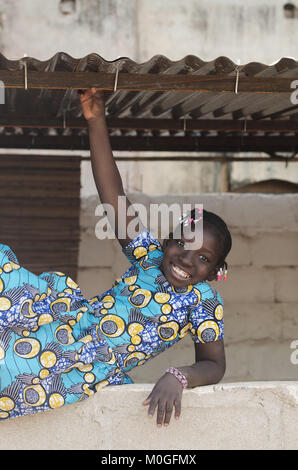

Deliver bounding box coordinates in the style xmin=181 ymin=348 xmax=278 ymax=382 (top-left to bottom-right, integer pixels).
xmin=165 ymin=367 xmax=188 ymax=389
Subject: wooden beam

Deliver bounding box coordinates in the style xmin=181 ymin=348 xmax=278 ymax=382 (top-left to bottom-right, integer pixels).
xmin=1 ymin=134 xmax=298 ymax=152
xmin=0 ymin=70 xmax=297 ymax=93
xmin=1 ymin=117 xmax=298 ymax=132
xmin=1 ymin=153 xmax=298 ymax=162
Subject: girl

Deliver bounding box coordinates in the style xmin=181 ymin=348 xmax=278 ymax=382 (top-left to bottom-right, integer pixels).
xmin=0 ymin=89 xmax=231 ymax=427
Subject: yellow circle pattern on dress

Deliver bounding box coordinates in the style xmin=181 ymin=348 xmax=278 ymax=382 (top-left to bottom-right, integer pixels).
xmin=124 ymin=352 xmax=145 ymax=368
xmin=66 ymin=277 xmax=79 ymax=289
xmin=50 ymin=297 xmax=71 ymax=315
xmin=179 ymin=322 xmax=192 ymax=339
xmin=0 ymin=297 xmax=11 ymax=311
xmin=99 ymin=314 xmax=125 ymax=338
xmin=0 ymin=346 xmax=5 ymax=361
xmin=39 ymin=369 xmax=50 ymax=379
xmin=157 ymin=321 xmax=180 ymax=342
xmin=161 ymin=303 xmax=172 ymax=315
xmin=128 ymin=288 xmax=152 ymax=308
xmin=23 ymin=384 xmax=46 ymax=407
xmin=214 ymin=304 xmax=223 ymax=321
xmin=39 ymin=351 xmax=57 ymax=369
xmin=95 ymin=380 xmax=109 ymax=391
xmin=48 ymin=393 xmax=65 ymax=409
xmin=0 ymin=396 xmax=15 ymax=412
xmin=3 ymin=263 xmax=12 ymax=273
xmin=20 ymin=299 xmax=36 ymax=318
xmin=154 ymin=292 xmax=171 ymax=304
xmin=123 ymin=274 xmax=138 ymax=285
xmin=193 ymin=288 xmax=201 ymax=305
xmin=84 ymin=372 xmax=95 ymax=384
xmin=133 ymin=246 xmax=147 ymax=259
xmin=38 ymin=313 xmax=55 ymax=326
xmin=197 ymin=320 xmax=219 ymax=343
xmin=55 ymin=325 xmax=75 ymax=345
xmin=14 ymin=338 xmax=41 ymax=359
xmin=102 ymin=295 xmax=115 ymax=309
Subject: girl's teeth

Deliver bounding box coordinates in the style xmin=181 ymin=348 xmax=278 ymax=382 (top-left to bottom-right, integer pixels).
xmin=172 ymin=265 xmax=190 ymax=278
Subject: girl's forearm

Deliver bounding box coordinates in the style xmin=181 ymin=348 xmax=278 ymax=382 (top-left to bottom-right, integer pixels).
xmin=88 ymin=116 xmax=125 ymax=204
xmin=175 ymin=360 xmax=225 ymax=388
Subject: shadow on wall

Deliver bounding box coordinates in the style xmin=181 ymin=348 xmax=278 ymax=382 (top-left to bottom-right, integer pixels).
xmin=231 ymin=178 xmax=298 ymax=193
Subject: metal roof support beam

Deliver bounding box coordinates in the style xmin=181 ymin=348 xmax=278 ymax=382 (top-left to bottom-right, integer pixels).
xmin=0 ymin=117 xmax=298 ymax=133
xmin=1 ymin=135 xmax=298 ymax=153
xmin=0 ymin=71 xmax=297 ymax=93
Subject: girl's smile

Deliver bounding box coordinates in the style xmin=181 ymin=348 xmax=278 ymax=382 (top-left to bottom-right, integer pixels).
xmin=160 ymin=227 xmax=221 ymax=288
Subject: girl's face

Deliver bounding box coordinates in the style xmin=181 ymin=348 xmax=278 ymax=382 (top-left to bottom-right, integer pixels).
xmin=160 ymin=226 xmax=221 ymax=288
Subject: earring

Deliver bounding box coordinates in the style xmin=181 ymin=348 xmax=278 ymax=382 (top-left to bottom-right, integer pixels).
xmin=216 ymin=264 xmax=228 ymax=282
xmin=216 ymin=268 xmax=223 ymax=281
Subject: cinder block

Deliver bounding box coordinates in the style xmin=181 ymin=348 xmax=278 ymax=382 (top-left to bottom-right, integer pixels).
xmin=214 ymin=266 xmax=275 ymax=302
xmin=251 ymin=233 xmax=298 ymax=267
xmin=226 ymin=233 xmax=252 ymax=266
xmin=223 ymin=302 xmax=282 ymax=343
xmin=224 ymin=341 xmax=298 ymax=382
xmin=111 ymin=239 xmax=132 ymax=279
xmin=78 ymin=232 xmax=115 ymax=268
xmin=281 ymin=303 xmax=298 ymax=340
xmin=77 ymin=267 xmax=115 ymax=300
xmin=130 ymin=334 xmax=195 ymax=384
xmin=274 ymin=267 xmax=298 ymax=302
xmin=223 ymin=194 xmax=298 ymax=232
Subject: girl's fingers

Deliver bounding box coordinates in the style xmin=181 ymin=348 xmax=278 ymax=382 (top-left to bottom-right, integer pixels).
xmin=148 ymin=397 xmax=159 ymax=418
xmin=156 ymin=400 xmax=166 ymax=426
xmin=142 ymin=392 xmax=152 ymax=405
xmin=174 ymin=398 xmax=182 ymax=420
xmin=163 ymin=402 xmax=174 ymax=426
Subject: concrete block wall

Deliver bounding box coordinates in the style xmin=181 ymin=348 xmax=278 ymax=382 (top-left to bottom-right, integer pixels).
xmin=1 ymin=382 xmax=298 ymax=450
xmin=77 ymin=193 xmax=298 ymax=384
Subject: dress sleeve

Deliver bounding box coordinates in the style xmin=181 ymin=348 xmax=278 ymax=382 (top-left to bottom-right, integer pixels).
xmin=122 ymin=228 xmax=162 ymax=264
xmin=188 ymin=293 xmax=224 ymax=344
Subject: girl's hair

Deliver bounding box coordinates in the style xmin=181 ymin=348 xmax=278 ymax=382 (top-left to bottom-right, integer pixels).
xmin=184 ymin=208 xmax=232 ymax=272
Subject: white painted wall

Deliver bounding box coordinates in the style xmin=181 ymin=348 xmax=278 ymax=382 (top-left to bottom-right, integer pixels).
xmin=1 ymin=0 xmax=297 ymax=64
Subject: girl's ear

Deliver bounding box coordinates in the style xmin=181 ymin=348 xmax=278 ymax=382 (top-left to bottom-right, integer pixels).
xmin=206 ymin=266 xmax=219 ymax=282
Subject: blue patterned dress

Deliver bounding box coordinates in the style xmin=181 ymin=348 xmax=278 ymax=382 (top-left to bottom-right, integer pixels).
xmin=0 ymin=229 xmax=224 ymax=420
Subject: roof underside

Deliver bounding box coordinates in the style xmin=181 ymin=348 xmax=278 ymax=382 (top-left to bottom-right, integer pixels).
xmin=1 ymin=52 xmax=298 ymax=160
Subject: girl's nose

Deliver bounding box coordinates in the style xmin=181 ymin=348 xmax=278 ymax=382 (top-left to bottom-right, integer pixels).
xmin=180 ymin=249 xmax=194 ymax=267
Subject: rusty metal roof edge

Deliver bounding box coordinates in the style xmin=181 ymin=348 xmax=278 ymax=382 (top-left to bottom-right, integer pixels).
xmin=0 ymin=52 xmax=297 ymax=75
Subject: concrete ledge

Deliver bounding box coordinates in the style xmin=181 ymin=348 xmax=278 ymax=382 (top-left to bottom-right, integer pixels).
xmin=1 ymin=381 xmax=298 ymax=450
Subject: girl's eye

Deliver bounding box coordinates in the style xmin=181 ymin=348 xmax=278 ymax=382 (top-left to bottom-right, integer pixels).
xmin=176 ymin=239 xmax=185 ymax=248
xmin=199 ymin=255 xmax=208 ymax=263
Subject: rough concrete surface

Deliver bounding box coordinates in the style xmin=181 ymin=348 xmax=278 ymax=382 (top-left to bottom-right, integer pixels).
xmin=1 ymin=382 xmax=298 ymax=450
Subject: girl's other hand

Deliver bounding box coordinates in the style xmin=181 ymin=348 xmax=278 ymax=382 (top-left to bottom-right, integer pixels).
xmin=142 ymin=373 xmax=183 ymax=427
xmin=79 ymin=87 xmax=105 ymax=122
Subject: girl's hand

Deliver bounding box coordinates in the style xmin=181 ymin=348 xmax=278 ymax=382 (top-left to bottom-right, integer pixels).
xmin=79 ymin=87 xmax=105 ymax=121
xmin=143 ymin=373 xmax=183 ymax=427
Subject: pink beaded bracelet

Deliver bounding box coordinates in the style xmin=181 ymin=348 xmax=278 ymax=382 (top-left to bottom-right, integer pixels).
xmin=165 ymin=367 xmax=188 ymax=389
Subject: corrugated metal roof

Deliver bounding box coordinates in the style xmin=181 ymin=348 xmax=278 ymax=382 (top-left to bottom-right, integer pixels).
xmin=0 ymin=52 xmax=298 ymax=155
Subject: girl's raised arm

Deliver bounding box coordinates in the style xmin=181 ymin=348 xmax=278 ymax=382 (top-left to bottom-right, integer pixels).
xmin=80 ymin=88 xmax=141 ymax=248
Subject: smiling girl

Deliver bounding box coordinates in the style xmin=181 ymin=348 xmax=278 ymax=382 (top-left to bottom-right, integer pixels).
xmin=0 ymin=88 xmax=231 ymax=426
